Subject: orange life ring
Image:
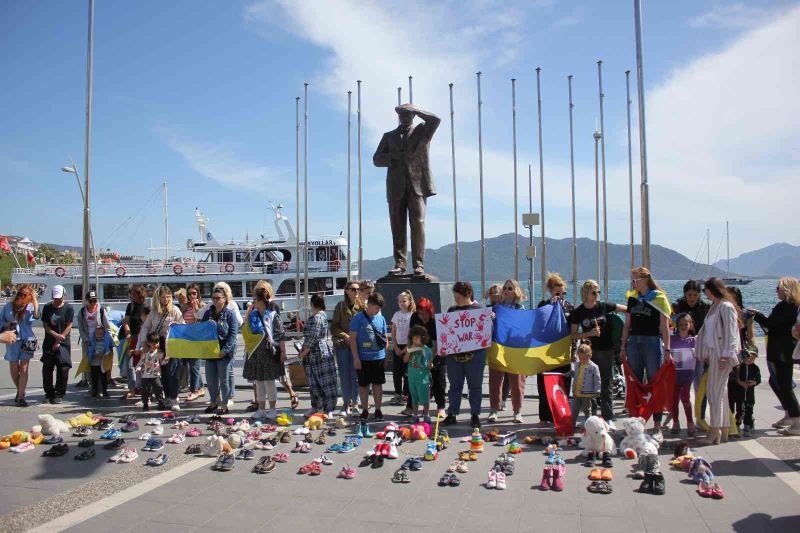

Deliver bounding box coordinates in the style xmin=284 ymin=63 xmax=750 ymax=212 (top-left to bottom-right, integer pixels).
xmin=279 ymin=261 xmax=289 ymax=272
xmin=223 ymin=263 xmax=234 ymax=273
xmin=115 ymin=266 xmax=126 ymax=277
xmin=196 ymin=265 xmax=206 ymax=274
xmin=331 ymin=259 xmax=341 ymax=271
xmin=54 ymin=267 xmax=66 ymax=278
xmin=173 ymin=264 xmax=184 ymax=275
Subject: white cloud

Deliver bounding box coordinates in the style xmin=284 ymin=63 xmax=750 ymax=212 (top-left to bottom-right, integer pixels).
xmin=647 ymin=4 xmax=800 ymax=256
xmin=689 ymin=2 xmax=784 ymax=30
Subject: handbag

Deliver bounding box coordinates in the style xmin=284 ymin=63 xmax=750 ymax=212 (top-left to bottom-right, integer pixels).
xmin=362 ymin=311 xmax=387 ymax=349
xmin=21 ymin=338 xmax=38 ymax=353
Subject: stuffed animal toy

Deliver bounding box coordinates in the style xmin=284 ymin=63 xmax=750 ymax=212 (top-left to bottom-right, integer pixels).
xmin=0 ymin=437 xmax=10 ymax=449
xmin=619 ymin=417 xmax=661 ymax=458
xmin=335 ymin=417 xmax=349 ymax=428
xmin=304 ymin=415 xmax=325 ymax=430
xmin=544 ymin=443 xmax=561 ymax=455
xmin=670 ymin=454 xmax=695 ymax=471
xmin=411 ymin=422 xmax=431 ymax=438
xmin=9 ymin=431 xmax=31 ymax=446
xmin=276 ymin=413 xmax=293 ymax=426
xmin=227 ymin=433 xmax=246 ymax=449
xmin=203 ymin=435 xmax=225 ymax=457
xmin=688 ymin=457 xmax=714 ymax=484
xmin=579 ymin=416 xmax=616 ymax=466
xmin=485 ymin=430 xmax=499 ymax=442
xmin=308 ymin=412 xmax=328 ymax=421
xmin=375 ymin=422 xmax=401 ymax=440
xmin=68 ymin=412 xmax=98 ymax=428
xmin=38 ymin=414 xmax=71 ymax=436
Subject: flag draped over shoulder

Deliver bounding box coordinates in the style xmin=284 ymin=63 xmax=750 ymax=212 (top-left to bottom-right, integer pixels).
xmin=241 ymin=318 xmax=266 ymax=358
xmin=625 ymin=289 xmax=672 ymax=319
xmin=488 ymin=304 xmax=572 ymax=375
xmin=622 ymin=360 xmax=675 ymax=421
xmin=166 ymin=322 xmax=220 ymax=359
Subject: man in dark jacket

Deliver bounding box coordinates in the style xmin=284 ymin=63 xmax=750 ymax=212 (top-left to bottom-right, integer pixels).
xmin=373 ymin=103 xmax=440 ymax=277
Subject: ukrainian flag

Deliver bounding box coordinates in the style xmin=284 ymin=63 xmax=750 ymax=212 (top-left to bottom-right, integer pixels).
xmin=166 ymin=322 xmax=220 ymax=359
xmin=488 ymin=303 xmax=572 ymax=375
xmin=625 ymin=289 xmax=672 ymax=319
xmin=242 ymin=319 xmax=266 ymax=359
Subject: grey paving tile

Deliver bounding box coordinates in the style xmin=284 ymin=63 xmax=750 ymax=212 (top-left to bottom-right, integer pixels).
xmin=153 ymin=503 xmax=231 ymax=526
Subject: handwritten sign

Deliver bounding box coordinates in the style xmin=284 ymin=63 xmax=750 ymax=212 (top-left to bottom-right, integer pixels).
xmin=434 ymin=308 xmax=493 ymax=356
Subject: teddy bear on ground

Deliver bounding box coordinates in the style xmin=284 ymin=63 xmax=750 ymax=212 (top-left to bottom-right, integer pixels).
xmin=619 ymin=417 xmax=662 ymax=458
xmin=203 ymin=435 xmax=225 ymax=457
xmin=304 ymin=415 xmax=325 ymax=430
xmin=688 ymin=457 xmax=714 ymax=484
xmin=579 ymin=416 xmax=616 ymax=467
xmin=38 ymin=414 xmax=71 ymax=436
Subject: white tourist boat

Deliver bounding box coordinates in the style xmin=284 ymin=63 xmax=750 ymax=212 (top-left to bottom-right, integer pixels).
xmin=11 ymin=204 xmax=355 ymax=316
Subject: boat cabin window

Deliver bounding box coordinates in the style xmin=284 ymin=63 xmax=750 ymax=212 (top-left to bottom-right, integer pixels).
xmin=253 ymin=249 xmax=289 ymax=264
xmin=276 ymin=277 xmax=334 ymax=296
xmin=103 ymin=284 xmax=130 ymax=301
xmin=72 ymin=285 xmax=84 ymax=301
xmin=316 ymin=248 xmax=328 ymax=262
xmin=245 ymin=280 xmax=274 ymax=296
xmin=236 ymin=251 xmax=250 ymax=263
xmin=225 ymin=281 xmax=243 ymax=297
xmin=220 ymin=251 xmax=234 ymax=263
xmin=336 ymin=277 xmax=347 ymax=290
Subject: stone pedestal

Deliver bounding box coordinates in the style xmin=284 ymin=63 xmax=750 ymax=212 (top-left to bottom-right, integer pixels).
xmin=375 ymin=276 xmax=454 ymax=318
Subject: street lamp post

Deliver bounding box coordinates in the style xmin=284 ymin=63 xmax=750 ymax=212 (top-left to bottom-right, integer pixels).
xmin=61 ymin=165 xmax=99 ymax=297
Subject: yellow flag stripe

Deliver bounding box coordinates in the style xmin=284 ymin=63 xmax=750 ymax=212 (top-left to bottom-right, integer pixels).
xmin=166 ymin=338 xmax=220 ymax=359
xmin=487 ymin=335 xmax=572 ymax=375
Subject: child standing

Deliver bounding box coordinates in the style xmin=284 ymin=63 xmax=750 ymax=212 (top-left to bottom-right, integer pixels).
xmin=136 ymin=332 xmax=166 ymax=411
xmin=404 ymin=325 xmax=433 ymax=423
xmin=88 ymin=325 xmax=113 ymax=399
xmin=670 ymin=313 xmax=697 ymax=435
xmin=390 ymin=291 xmax=414 ymax=415
xmin=728 ymin=347 xmax=761 ymax=437
xmin=349 ymin=292 xmax=388 ymax=422
xmin=570 ymin=343 xmax=601 ymax=427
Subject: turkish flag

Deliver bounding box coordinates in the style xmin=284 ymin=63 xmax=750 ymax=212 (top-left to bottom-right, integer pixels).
xmin=622 ymin=360 xmax=676 ymax=421
xmin=0 ymin=238 xmax=10 ymax=254
xmin=26 ymin=251 xmax=36 ymax=264
xmin=544 ymin=372 xmax=573 ymax=437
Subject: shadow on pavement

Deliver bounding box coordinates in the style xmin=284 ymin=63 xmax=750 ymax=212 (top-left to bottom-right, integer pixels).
xmin=732 ymin=513 xmax=800 ymax=532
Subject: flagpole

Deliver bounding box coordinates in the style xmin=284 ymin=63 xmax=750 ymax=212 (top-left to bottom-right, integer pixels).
xmin=295 ymin=97 xmax=301 ymax=317
xmin=303 ymin=82 xmax=309 ymax=319
xmin=408 ymin=76 xmax=413 ymax=104
xmin=625 ymin=70 xmax=635 ymax=269
xmin=397 ymin=87 xmax=401 ymax=106
xmin=477 ymin=71 xmax=485 ymax=295
xmin=82 ymin=0 xmax=95 ymax=295
xmin=634 ymin=0 xmax=651 ymax=268
xmin=357 ymin=80 xmax=363 ymax=278
xmin=536 ymin=67 xmax=545 ymax=299
xmin=568 ymin=75 xmax=578 ymax=305
xmin=593 ymin=127 xmax=601 ymax=286
xmin=528 ymin=163 xmax=534 ymax=305
xmin=597 ymin=60 xmax=609 ymax=300
xmin=347 ymin=90 xmax=352 ymax=281
xmin=511 ymin=78 xmax=519 ymax=281
xmin=449 ymin=82 xmax=459 ymax=281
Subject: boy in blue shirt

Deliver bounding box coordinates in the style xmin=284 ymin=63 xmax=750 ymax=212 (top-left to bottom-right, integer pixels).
xmin=349 ymin=292 xmax=388 ymax=421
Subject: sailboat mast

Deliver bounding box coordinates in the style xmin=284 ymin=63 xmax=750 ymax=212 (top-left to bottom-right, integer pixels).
xmin=726 ymin=220 xmax=730 ymax=276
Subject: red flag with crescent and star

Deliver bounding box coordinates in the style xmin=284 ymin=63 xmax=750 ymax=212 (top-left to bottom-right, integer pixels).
xmin=543 ymin=372 xmax=573 ymax=436
xmin=622 ymin=360 xmax=676 ymax=421
xmin=0 ymin=237 xmax=11 ymax=254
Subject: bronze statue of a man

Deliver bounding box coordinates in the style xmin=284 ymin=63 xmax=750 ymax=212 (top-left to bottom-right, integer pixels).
xmin=373 ymin=103 xmax=440 ymax=276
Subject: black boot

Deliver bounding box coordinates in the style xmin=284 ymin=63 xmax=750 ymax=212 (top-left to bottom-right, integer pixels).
xmin=601 ymin=451 xmax=613 ymax=468
xmin=583 ymin=451 xmax=595 ymax=467
xmin=639 ymin=472 xmax=654 ymax=493
xmin=652 ymin=472 xmax=666 ymax=495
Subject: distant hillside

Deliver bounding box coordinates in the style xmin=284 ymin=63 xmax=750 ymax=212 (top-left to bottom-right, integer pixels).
xmin=43 ymin=242 xmax=82 ymax=254
xmin=714 ymin=242 xmax=800 ymax=278
xmin=363 ymin=233 xmax=729 ymax=282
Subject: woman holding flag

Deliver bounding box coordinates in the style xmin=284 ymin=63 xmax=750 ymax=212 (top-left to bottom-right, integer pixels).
xmin=620 ymin=267 xmax=673 ymax=433
xmin=536 ymin=273 xmax=574 ymax=427
xmin=137 ymin=286 xmax=184 ymax=410
xmin=488 ymin=279 xmax=527 ymax=424
xmin=201 ymin=286 xmax=239 ymax=414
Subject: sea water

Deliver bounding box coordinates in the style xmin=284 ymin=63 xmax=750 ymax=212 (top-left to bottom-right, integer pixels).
xmin=475 ymin=278 xmax=780 ymax=336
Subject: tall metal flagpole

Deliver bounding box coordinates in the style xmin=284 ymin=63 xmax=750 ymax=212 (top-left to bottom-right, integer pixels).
xmin=477 ymin=72 xmax=485 ymax=296
xmin=568 ymin=75 xmax=578 ymax=304
xmin=593 ymin=128 xmax=601 ymax=285
xmin=303 ymin=83 xmax=309 ymax=319
xmin=597 ymin=61 xmax=609 ymax=300
xmin=295 ymin=97 xmax=301 ymax=316
xmin=634 ymin=0 xmax=651 ymax=268
xmin=528 ymin=164 xmax=534 ymax=304
xmin=625 ymin=70 xmax=635 ymax=270
xmin=82 ymin=0 xmax=95 ymax=295
xmin=535 ymin=68 xmax=545 ymax=298
xmin=408 ymin=76 xmax=413 ymax=104
xmin=449 ymin=83 xmax=459 ymax=281
xmin=163 ymin=182 xmax=169 ymax=263
xmin=511 ymin=78 xmax=519 ymax=280
xmin=347 ymin=91 xmax=352 ymax=281
xmin=357 ymin=80 xmax=363 ymax=278
xmin=397 ymin=87 xmax=401 ymax=106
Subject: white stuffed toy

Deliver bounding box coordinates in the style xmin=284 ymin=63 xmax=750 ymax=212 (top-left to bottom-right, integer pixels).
xmin=37 ymin=414 xmax=71 ymax=436
xmin=619 ymin=417 xmax=661 ymax=458
xmin=579 ymin=416 xmax=616 ymax=467
xmin=203 ymin=435 xmax=225 ymax=457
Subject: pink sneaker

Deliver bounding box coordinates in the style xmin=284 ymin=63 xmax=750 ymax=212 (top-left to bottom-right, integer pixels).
xmin=186 ymin=427 xmax=202 ymax=438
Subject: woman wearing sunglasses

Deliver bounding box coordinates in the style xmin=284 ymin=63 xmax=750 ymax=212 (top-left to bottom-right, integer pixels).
xmin=620 ymin=267 xmax=673 ymax=433
xmin=569 ymin=280 xmax=626 ymax=427
xmin=488 ymin=279 xmax=527 ymax=424
xmin=751 ymin=277 xmax=800 ymax=435
xmin=536 ymin=272 xmax=574 ymax=427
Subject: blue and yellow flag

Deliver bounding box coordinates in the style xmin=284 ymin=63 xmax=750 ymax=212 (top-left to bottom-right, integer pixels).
xmin=166 ymin=322 xmax=220 ymax=359
xmin=488 ymin=304 xmax=572 ymax=375
xmin=625 ymin=289 xmax=672 ymax=319
xmin=242 ymin=319 xmax=266 ymax=358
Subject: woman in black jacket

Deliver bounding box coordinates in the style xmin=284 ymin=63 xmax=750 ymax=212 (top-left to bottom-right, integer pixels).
xmin=751 ymin=277 xmax=800 ymax=435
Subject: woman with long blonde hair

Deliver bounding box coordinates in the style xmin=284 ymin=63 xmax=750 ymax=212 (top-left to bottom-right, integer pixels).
xmin=137 ymin=285 xmax=184 ymax=410
xmin=488 ymin=279 xmax=527 ymax=424
xmin=752 ymin=276 xmax=800 ymax=435
xmin=0 ymin=284 xmax=39 ymax=406
xmin=536 ymin=273 xmax=574 ymax=426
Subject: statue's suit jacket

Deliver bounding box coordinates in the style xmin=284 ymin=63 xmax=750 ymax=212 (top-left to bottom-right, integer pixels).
xmin=373 ymin=116 xmax=440 ymax=202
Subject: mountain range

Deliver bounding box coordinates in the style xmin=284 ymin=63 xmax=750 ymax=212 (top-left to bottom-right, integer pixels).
xmin=363 ymin=233 xmax=798 ymax=282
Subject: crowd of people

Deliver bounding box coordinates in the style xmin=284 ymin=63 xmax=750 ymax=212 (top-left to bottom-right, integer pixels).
xmin=1 ymin=271 xmax=799 ymax=440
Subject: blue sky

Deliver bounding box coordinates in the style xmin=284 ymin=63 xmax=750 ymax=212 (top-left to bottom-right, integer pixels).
xmin=2 ymin=0 xmax=798 ymax=265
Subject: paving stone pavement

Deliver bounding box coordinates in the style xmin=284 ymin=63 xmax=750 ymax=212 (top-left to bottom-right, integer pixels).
xmin=0 ymin=335 xmax=797 ymax=532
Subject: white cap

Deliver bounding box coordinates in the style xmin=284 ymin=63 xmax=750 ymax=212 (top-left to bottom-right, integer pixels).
xmin=52 ymin=285 xmax=65 ymax=299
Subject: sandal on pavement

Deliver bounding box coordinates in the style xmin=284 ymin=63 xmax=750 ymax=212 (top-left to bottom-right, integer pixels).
xmin=273 ymin=452 xmax=289 ymax=463
xmin=600 ymin=468 xmax=613 ymax=481
xmin=185 ymin=443 xmax=202 ymax=454
xmin=439 ymin=473 xmax=453 ymax=487
xmin=338 ymin=465 xmax=356 ymax=479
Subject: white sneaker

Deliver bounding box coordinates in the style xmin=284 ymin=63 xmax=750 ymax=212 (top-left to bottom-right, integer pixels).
xmin=487 ymin=411 xmax=498 ymax=423
xmin=327 ymin=412 xmax=335 ymax=420
xmin=772 ymin=417 xmax=790 ymax=428
xmin=266 ymin=409 xmax=278 ymax=419
xmin=778 ymin=418 xmax=800 ymax=436
xmin=499 ymin=401 xmax=507 ymax=411
xmin=607 ymin=420 xmax=617 ymax=431
xmin=227 ymin=399 xmax=234 ymax=408
xmin=171 ymin=402 xmax=181 ymax=411
xmin=513 ymin=413 xmax=523 ymax=424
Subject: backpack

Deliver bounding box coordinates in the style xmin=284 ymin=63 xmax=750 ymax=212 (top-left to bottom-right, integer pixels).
xmin=607 ymin=311 xmax=625 ymax=356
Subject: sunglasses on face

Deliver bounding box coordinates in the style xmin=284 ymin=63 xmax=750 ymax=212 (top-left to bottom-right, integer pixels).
xmin=591 ymin=291 xmax=600 ymax=295
xmin=88 ymin=299 xmax=98 ymax=303
xmin=503 ymin=286 xmax=514 ymax=291
xmin=631 ymin=278 xmax=645 ymax=283
xmin=212 ymin=296 xmax=223 ymax=301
